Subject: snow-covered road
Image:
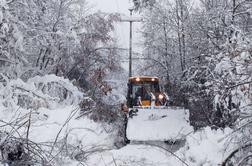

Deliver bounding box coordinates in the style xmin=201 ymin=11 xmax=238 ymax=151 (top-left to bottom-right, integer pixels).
xmin=86 ymin=144 xmax=185 ymax=166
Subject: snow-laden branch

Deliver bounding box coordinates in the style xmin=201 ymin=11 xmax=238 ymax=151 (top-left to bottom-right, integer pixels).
xmin=0 ymin=58 xmax=16 ymax=64
xmin=226 ymin=80 xmax=252 ymax=89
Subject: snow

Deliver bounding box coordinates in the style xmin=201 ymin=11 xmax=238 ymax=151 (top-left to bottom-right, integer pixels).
xmin=0 ymin=74 xmax=238 ymax=165
xmin=177 ymin=127 xmax=234 ymax=166
xmin=0 ymin=76 xmax=116 ymax=147
xmin=240 ymin=51 xmax=251 ymax=61
xmin=30 ymin=105 xmax=115 ymax=147
xmin=86 ymin=144 xmax=183 ymax=166
xmin=214 ymin=56 xmax=233 ymax=74
xmin=85 ymin=127 xmax=235 ymax=166
xmin=28 ymin=74 xmax=83 ymax=99
xmin=127 ymin=108 xmax=193 ymax=141
xmin=0 ymin=75 xmax=117 ymax=164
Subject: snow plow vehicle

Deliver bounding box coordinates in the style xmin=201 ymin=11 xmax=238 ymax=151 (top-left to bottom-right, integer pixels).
xmin=126 ymin=76 xmax=193 ymax=142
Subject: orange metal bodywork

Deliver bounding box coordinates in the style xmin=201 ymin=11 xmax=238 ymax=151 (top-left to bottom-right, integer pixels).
xmin=141 ymin=100 xmax=151 ymax=106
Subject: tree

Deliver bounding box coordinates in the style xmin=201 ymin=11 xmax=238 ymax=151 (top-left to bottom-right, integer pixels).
xmin=139 ymin=0 xmax=252 ymax=128
xmin=132 ymin=0 xmax=156 ymax=10
xmin=0 ymin=0 xmax=27 ymax=78
xmin=0 ymin=0 xmax=120 ymax=86
xmin=141 ymin=0 xmax=191 ymax=81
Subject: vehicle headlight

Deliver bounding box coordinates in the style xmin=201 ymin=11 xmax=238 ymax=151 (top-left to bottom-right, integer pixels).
xmin=158 ymin=94 xmax=164 ymax=100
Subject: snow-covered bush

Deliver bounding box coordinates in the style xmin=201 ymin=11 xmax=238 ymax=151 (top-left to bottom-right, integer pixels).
xmin=0 ymin=74 xmax=83 ymax=110
xmin=28 ymin=75 xmax=83 ymax=106
xmin=0 ymin=74 xmax=123 ymax=165
xmin=209 ymin=29 xmax=252 ymax=127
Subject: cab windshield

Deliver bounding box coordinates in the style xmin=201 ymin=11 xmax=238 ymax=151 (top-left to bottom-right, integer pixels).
xmin=132 ymin=82 xmax=160 ymax=100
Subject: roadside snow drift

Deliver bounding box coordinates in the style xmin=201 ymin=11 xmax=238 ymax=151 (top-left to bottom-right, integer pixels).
xmin=0 ymin=74 xmax=117 ymax=165
xmin=127 ymin=108 xmax=193 ymax=141
xmin=177 ymin=127 xmax=235 ymax=166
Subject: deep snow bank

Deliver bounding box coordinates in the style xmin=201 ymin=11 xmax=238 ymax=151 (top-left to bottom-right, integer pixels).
xmin=0 ymin=74 xmax=118 ymax=165
xmin=177 ymin=127 xmax=234 ymax=166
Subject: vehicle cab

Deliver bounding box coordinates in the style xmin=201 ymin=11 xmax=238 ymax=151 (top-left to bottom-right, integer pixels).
xmin=127 ymin=76 xmax=168 ymax=108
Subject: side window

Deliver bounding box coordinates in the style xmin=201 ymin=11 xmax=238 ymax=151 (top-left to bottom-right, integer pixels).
xmin=127 ymin=83 xmax=132 ymax=97
xmin=154 ymin=82 xmax=160 ymax=92
xmin=132 ymin=84 xmax=141 ymax=98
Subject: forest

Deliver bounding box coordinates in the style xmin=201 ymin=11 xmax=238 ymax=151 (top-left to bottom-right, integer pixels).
xmin=0 ymin=0 xmax=252 ymax=165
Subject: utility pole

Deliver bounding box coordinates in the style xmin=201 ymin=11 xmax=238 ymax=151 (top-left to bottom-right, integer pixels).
xmin=129 ymin=8 xmax=133 ymax=77
xmin=120 ymin=8 xmax=142 ymax=77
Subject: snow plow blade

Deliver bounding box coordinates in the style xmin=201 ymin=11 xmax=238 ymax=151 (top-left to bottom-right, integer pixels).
xmin=126 ymin=106 xmax=193 ymax=141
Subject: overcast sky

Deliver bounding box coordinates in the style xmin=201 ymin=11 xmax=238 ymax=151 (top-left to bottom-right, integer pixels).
xmin=90 ymin=0 xmax=132 ymax=14
xmin=88 ymin=0 xmax=143 ymax=52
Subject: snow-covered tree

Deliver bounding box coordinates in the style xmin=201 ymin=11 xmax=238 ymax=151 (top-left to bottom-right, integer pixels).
xmin=132 ymin=0 xmax=156 ymax=10
xmin=0 ymin=0 xmax=120 ymax=89
xmin=141 ymin=0 xmax=191 ymax=80
xmin=0 ymin=0 xmax=27 ymax=78
xmin=140 ymin=0 xmax=252 ymax=128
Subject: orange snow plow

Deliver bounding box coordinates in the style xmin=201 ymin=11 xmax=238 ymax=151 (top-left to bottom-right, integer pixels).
xmin=125 ymin=76 xmax=193 ymax=142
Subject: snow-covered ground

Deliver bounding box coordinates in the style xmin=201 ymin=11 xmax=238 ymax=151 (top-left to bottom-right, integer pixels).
xmin=87 ymin=144 xmax=182 ymax=166
xmin=0 ymin=75 xmax=237 ymax=165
